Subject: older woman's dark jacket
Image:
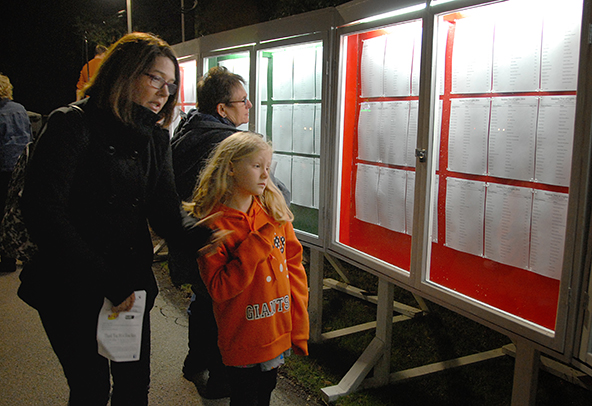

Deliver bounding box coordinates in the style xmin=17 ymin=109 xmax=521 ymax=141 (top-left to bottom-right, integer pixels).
xmin=18 ymin=98 xmax=207 ymax=311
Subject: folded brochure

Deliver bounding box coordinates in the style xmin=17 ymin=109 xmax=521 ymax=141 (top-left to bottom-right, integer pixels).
xmin=97 ymin=290 xmax=146 ymax=362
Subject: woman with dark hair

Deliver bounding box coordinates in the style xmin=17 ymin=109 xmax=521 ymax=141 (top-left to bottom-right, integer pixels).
xmin=18 ymin=32 xmax=219 ymax=406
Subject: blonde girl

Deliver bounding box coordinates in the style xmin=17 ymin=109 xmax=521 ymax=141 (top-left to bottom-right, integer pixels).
xmin=191 ymin=131 xmax=309 ymax=406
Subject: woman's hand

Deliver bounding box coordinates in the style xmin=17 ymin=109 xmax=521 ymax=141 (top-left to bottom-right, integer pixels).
xmin=111 ymin=292 xmax=136 ymax=313
xmin=198 ymin=229 xmax=233 ymax=257
xmin=194 ymin=212 xmax=233 ymax=257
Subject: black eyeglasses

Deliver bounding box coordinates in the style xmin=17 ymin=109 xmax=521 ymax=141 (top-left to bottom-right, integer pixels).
xmin=226 ymin=97 xmax=249 ymax=107
xmin=144 ymin=73 xmax=178 ymax=94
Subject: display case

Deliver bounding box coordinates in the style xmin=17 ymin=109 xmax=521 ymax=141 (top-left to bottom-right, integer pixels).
xmin=332 ymin=0 xmax=587 ymax=351
xmin=257 ymin=41 xmax=324 ymax=235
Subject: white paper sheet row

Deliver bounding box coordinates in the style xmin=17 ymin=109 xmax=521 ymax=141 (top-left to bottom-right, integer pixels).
xmin=357 ymin=101 xmax=418 ymax=167
xmin=444 ymin=177 xmax=568 ymax=279
xmin=270 ymin=103 xmax=322 ymax=155
xmin=448 ymin=95 xmax=575 ymax=186
xmin=273 ymin=154 xmax=320 ymax=209
xmin=271 ymin=45 xmax=323 ymax=101
xmin=354 ymin=164 xmax=438 ymax=242
xmin=450 ymin=0 xmax=582 ymax=93
xmin=360 ymin=20 xmax=423 ymax=98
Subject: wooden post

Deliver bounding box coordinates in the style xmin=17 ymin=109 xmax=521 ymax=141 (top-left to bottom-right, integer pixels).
xmin=308 ymin=247 xmax=324 ymax=343
xmin=374 ymin=278 xmax=394 ymax=385
xmin=511 ymin=339 xmax=540 ymax=406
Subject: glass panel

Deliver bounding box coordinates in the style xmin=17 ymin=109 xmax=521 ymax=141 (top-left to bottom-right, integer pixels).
xmin=204 ymin=52 xmax=250 ymax=131
xmin=257 ymin=42 xmax=323 ymax=236
xmin=428 ymin=0 xmax=583 ymax=331
xmin=336 ymin=19 xmax=423 ymax=273
xmin=178 ymin=59 xmax=197 ymax=114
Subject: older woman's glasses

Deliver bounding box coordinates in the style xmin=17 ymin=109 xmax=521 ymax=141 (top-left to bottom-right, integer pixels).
xmin=226 ymin=97 xmax=249 ymax=107
xmin=144 ymin=73 xmax=178 ymax=94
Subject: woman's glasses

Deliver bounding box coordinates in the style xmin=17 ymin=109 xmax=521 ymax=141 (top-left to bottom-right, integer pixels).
xmin=226 ymin=97 xmax=249 ymax=107
xmin=144 ymin=73 xmax=178 ymax=94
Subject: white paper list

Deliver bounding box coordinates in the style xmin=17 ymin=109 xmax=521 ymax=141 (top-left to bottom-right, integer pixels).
xmin=448 ymin=98 xmax=490 ymax=175
xmin=313 ymin=158 xmax=320 ymax=209
xmin=411 ymin=20 xmax=423 ymax=96
xmin=360 ymin=35 xmax=386 ymax=98
xmin=435 ymin=21 xmax=450 ymax=96
xmin=383 ymin=23 xmax=415 ymax=97
xmin=406 ymin=101 xmax=419 ymax=167
xmin=451 ymin=16 xmax=494 ymax=94
xmin=272 ymin=104 xmax=293 ymax=152
xmin=380 ymin=101 xmax=409 ymax=165
xmin=315 ymin=46 xmax=323 ymax=99
xmin=492 ymin=11 xmax=542 ymax=93
xmin=292 ymin=104 xmax=315 ymax=154
xmin=291 ymin=156 xmax=315 ymax=207
xmin=272 ymin=154 xmax=292 ymax=195
xmin=314 ymin=104 xmax=322 ymax=154
xmin=272 ymin=51 xmax=293 ymax=100
xmin=484 ymin=184 xmax=531 ymax=270
xmin=406 ymin=171 xmax=415 ymax=236
xmin=358 ymin=102 xmax=381 ymax=162
xmin=377 ymin=167 xmax=407 ymax=233
xmin=488 ymin=97 xmax=538 ymax=181
xmin=540 ymin=0 xmax=582 ymax=91
xmin=530 ymin=190 xmax=568 ymax=280
xmin=445 ymin=177 xmax=486 ymax=257
xmin=405 ymin=172 xmax=438 ymax=241
xmin=259 ymin=104 xmax=268 ymax=138
xmin=293 ymin=46 xmax=316 ymax=100
xmin=535 ymin=96 xmax=576 ymax=187
xmin=355 ymin=164 xmax=380 ymax=224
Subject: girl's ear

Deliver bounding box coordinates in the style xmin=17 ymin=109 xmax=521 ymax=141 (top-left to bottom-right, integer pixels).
xmin=228 ymin=161 xmax=234 ymax=176
xmin=216 ymin=102 xmax=227 ymax=118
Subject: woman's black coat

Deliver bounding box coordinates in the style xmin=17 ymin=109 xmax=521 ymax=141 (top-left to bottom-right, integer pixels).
xmin=18 ymin=98 xmax=208 ymax=311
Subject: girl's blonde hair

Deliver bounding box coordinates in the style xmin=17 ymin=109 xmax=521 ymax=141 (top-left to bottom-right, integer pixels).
xmin=188 ymin=131 xmax=293 ymax=224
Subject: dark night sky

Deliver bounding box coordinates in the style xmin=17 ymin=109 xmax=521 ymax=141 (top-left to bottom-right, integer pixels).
xmin=2 ymin=1 xmax=183 ymax=115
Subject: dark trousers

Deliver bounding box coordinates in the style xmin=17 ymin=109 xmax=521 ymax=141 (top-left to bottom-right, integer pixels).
xmin=168 ymin=245 xmax=226 ymax=379
xmin=187 ymin=291 xmax=226 ymax=379
xmin=38 ymin=302 xmax=151 ymax=406
xmin=0 ymin=171 xmax=16 ymax=270
xmin=228 ymin=366 xmax=278 ymax=406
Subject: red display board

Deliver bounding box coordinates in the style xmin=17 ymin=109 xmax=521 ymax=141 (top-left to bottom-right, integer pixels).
xmin=337 ymin=12 xmax=578 ymax=330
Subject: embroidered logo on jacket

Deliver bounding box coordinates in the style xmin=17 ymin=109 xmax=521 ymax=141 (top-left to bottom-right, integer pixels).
xmin=245 ymin=295 xmax=290 ymax=320
xmin=274 ymin=235 xmax=286 ymax=253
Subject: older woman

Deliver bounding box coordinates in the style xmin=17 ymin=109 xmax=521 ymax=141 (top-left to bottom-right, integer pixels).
xmin=170 ymin=65 xmax=252 ymax=399
xmin=18 ymin=33 xmax=216 ymax=406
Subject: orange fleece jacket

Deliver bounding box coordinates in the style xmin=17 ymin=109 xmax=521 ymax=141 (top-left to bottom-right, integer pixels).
xmin=198 ymin=199 xmax=309 ymax=367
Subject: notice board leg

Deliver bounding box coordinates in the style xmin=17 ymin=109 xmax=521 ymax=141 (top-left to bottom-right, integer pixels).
xmin=321 ymin=337 xmax=385 ymax=402
xmin=374 ymin=278 xmax=394 ymax=385
xmin=309 ymin=247 xmax=324 ymax=343
xmin=511 ymin=339 xmax=540 ymax=406
xmin=321 ymin=278 xmax=394 ymax=402
xmin=324 ymin=252 xmax=351 ymax=284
